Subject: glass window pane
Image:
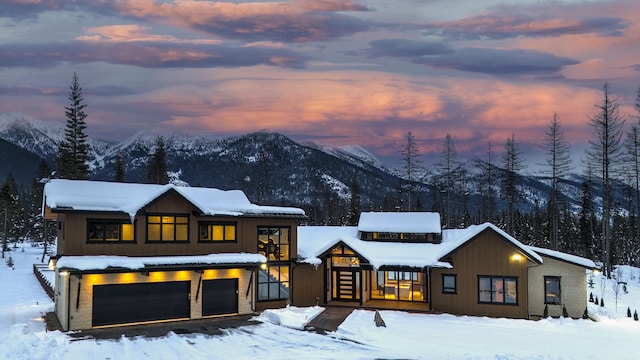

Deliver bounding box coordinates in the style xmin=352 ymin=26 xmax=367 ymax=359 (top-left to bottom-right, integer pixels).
xmin=105 ymin=223 xmax=119 ymax=241
xmin=505 ymin=279 xmax=517 ymax=304
xmin=148 ymin=224 xmax=161 ymax=241
xmin=492 ymin=278 xmax=504 ymax=303
xmin=479 ymin=277 xmax=491 ymax=302
xmin=199 ymin=225 xmax=210 ymax=240
xmin=88 ymin=223 xmax=103 ymax=241
xmin=162 ymin=224 xmax=175 ymax=241
xmin=121 ymin=224 xmax=134 ymax=241
xmin=176 ymin=224 xmax=188 ymax=241
xmin=212 ymin=225 xmax=224 ymax=241
xmin=225 ymin=225 xmax=236 ymax=240
xmin=148 ymin=216 xmax=160 ymax=223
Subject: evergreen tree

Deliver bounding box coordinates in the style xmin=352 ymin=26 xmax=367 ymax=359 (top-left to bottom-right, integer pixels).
xmin=541 ymin=113 xmax=572 ymax=250
xmin=501 ymin=134 xmax=526 ymax=234
xmin=588 ymin=82 xmax=625 ymax=278
xmin=113 ymin=151 xmax=125 ymax=182
xmin=146 ymin=137 xmax=169 ymax=185
xmin=400 ymin=131 xmax=421 ymax=211
xmin=56 ymin=72 xmax=90 ymax=180
xmin=475 ymin=142 xmax=497 ymax=223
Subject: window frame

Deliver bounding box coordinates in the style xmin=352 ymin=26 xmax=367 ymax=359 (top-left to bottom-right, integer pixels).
xmin=145 ymin=214 xmax=190 ymax=243
xmin=198 ymin=221 xmax=237 ymax=243
xmin=257 ymin=226 xmax=291 ymax=261
xmin=257 ymin=264 xmax=290 ymax=301
xmin=544 ymin=276 xmax=562 ymax=305
xmin=477 ymin=275 xmax=518 ymax=305
xmin=442 ymin=274 xmax=457 ymax=294
xmin=86 ymin=219 xmax=136 ymax=243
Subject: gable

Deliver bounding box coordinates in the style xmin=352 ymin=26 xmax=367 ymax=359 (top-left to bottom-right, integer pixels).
xmin=140 ymin=188 xmax=201 ymax=215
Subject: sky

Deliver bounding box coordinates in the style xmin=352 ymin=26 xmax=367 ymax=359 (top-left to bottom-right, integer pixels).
xmin=1 ymin=0 xmax=640 ymax=170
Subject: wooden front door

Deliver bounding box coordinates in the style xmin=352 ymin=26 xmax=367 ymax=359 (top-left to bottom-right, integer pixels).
xmin=332 ymin=269 xmax=360 ymax=301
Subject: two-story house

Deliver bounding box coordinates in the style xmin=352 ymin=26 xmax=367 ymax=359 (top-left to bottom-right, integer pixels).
xmin=43 ymin=179 xmax=306 ymax=331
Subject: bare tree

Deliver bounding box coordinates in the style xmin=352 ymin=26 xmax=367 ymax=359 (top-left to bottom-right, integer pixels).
xmin=501 ymin=133 xmax=526 ymax=234
xmin=475 ymin=142 xmax=497 ymax=223
xmin=437 ymin=134 xmax=461 ymax=227
xmin=400 ymin=131 xmax=422 ymax=211
xmin=541 ymin=113 xmax=572 ymax=250
xmin=588 ymin=82 xmax=625 ymax=278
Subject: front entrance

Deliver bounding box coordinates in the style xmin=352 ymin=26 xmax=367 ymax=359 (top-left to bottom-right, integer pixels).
xmin=332 ymin=269 xmax=360 ymax=301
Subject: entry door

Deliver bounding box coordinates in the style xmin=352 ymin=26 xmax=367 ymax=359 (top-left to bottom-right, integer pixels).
xmin=333 ymin=270 xmax=359 ymax=301
xmin=202 ymin=278 xmax=238 ymax=316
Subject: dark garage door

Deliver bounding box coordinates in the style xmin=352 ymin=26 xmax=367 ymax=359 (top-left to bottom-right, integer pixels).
xmin=202 ymin=278 xmax=238 ymax=316
xmin=93 ymin=281 xmax=191 ymax=327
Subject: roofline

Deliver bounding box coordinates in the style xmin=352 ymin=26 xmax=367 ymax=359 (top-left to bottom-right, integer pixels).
xmin=58 ymin=262 xmax=264 ymax=274
xmin=532 ymin=250 xmax=598 ymax=270
xmin=439 ymin=227 xmax=543 ymax=265
xmin=316 ymin=240 xmax=370 ymax=263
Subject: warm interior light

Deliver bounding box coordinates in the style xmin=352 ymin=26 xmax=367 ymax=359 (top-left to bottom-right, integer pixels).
xmin=59 ymin=271 xmax=69 ymax=276
xmin=511 ymin=254 xmax=523 ymax=261
xmin=260 ymin=263 xmax=268 ymax=270
xmin=47 ymin=258 xmax=57 ymax=270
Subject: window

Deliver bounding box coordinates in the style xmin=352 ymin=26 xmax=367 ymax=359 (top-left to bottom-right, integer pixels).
xmin=442 ymin=274 xmax=457 ymax=294
xmin=199 ymin=222 xmax=236 ymax=242
xmin=146 ymin=215 xmax=189 ymax=242
xmin=370 ymin=270 xmax=426 ymax=302
xmin=478 ymin=276 xmax=518 ymax=305
xmin=258 ymin=227 xmax=290 ymax=261
xmin=258 ymin=265 xmax=289 ymax=301
xmin=545 ymin=276 xmax=561 ymax=305
xmin=87 ymin=220 xmax=135 ymax=242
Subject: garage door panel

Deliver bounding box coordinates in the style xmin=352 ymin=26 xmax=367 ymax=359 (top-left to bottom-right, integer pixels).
xmin=93 ymin=281 xmax=190 ymax=327
xmin=202 ymin=278 xmax=238 ymax=316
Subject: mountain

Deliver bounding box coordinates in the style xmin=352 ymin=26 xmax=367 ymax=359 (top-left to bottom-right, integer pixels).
xmin=0 ymin=112 xmax=625 ymax=222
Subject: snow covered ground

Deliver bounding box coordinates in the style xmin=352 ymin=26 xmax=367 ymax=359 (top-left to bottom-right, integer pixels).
xmin=2 ymin=243 xmax=640 ymax=359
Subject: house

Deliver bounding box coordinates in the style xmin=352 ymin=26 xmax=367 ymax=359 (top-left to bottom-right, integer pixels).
xmin=294 ymin=212 xmax=597 ymax=319
xmin=43 ymin=180 xmax=596 ymax=330
xmin=43 ymin=179 xmax=306 ymax=331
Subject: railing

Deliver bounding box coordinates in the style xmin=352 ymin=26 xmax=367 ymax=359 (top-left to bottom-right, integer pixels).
xmin=33 ymin=264 xmax=54 ymax=300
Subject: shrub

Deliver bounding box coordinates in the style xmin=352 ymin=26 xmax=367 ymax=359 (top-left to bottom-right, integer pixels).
xmin=562 ymin=305 xmax=569 ymax=318
xmin=543 ymin=304 xmax=549 ymax=318
xmin=628 ymin=307 xmax=632 ymax=318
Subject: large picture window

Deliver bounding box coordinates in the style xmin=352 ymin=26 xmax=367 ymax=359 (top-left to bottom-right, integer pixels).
xmin=199 ymin=222 xmax=236 ymax=242
xmin=370 ymin=270 xmax=426 ymax=302
xmin=478 ymin=276 xmax=518 ymax=305
xmin=544 ymin=276 xmax=561 ymax=305
xmin=258 ymin=227 xmax=290 ymax=261
xmin=87 ymin=220 xmax=135 ymax=242
xmin=146 ymin=215 xmax=189 ymax=242
xmin=258 ymin=265 xmax=289 ymax=301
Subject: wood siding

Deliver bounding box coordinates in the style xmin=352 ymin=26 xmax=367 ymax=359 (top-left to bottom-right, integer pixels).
xmin=54 ymin=191 xmax=299 ymax=257
xmin=431 ymin=230 xmax=533 ymax=319
xmin=292 ymin=264 xmax=324 ymax=306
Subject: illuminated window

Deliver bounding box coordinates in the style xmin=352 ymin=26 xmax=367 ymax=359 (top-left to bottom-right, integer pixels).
xmin=442 ymin=274 xmax=457 ymax=294
xmin=544 ymin=276 xmax=561 ymax=305
xmin=146 ymin=215 xmax=189 ymax=242
xmin=258 ymin=227 xmax=290 ymax=261
xmin=87 ymin=220 xmax=135 ymax=242
xmin=478 ymin=276 xmax=518 ymax=305
xmin=370 ymin=270 xmax=426 ymax=302
xmin=258 ymin=265 xmax=289 ymax=301
xmin=199 ymin=222 xmax=236 ymax=242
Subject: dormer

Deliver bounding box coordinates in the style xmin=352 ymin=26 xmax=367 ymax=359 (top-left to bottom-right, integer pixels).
xmin=357 ymin=212 xmax=442 ymax=244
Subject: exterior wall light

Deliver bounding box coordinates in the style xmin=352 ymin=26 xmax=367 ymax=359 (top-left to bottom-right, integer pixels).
xmin=511 ymin=254 xmax=523 ymax=262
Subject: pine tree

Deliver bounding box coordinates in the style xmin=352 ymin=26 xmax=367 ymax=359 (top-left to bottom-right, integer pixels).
xmin=541 ymin=113 xmax=572 ymax=250
xmin=562 ymin=304 xmax=569 ymax=318
xmin=347 ymin=177 xmax=361 ymax=226
xmin=56 ymin=72 xmax=90 ymax=180
xmin=588 ymin=82 xmax=625 ymax=278
xmin=543 ymin=304 xmax=549 ymax=318
xmin=113 ymin=151 xmax=125 ymax=182
xmin=146 ymin=137 xmax=169 ymax=185
xmin=475 ymin=142 xmax=497 ymax=223
xmin=583 ymin=307 xmax=589 ymax=320
xmin=437 ymin=134 xmax=460 ymax=228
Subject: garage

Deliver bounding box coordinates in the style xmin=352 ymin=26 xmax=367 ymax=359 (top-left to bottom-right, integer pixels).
xmin=92 ymin=281 xmax=191 ymax=327
xmin=202 ymin=278 xmax=238 ymax=316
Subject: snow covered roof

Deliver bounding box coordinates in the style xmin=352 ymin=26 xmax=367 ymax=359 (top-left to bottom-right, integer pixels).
xmin=528 ymin=246 xmax=597 ymax=269
xmin=56 ymin=253 xmax=267 ymax=272
xmin=297 ymin=222 xmax=542 ymax=269
xmin=358 ymin=212 xmax=441 ymax=233
xmin=43 ymin=179 xmax=305 ymax=219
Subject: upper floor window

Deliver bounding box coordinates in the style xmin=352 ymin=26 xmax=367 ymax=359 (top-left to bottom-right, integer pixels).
xmin=258 ymin=227 xmax=290 ymax=261
xmin=365 ymin=232 xmax=440 ymax=243
xmin=478 ymin=276 xmax=518 ymax=305
xmin=544 ymin=276 xmax=561 ymax=305
xmin=147 ymin=215 xmax=189 ymax=242
xmin=87 ymin=220 xmax=135 ymax=242
xmin=199 ymin=222 xmax=236 ymax=242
